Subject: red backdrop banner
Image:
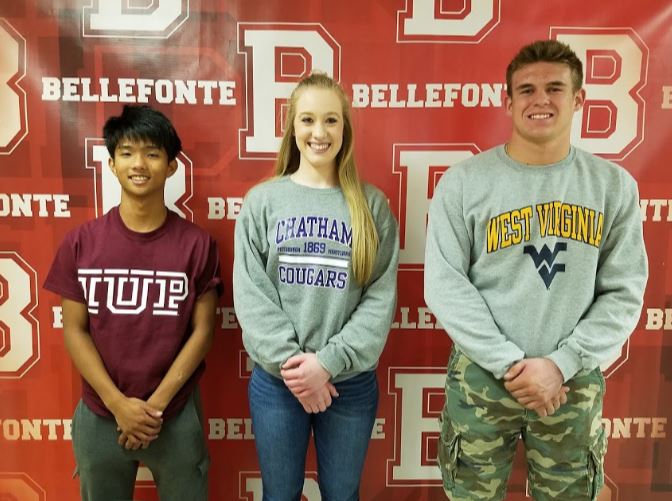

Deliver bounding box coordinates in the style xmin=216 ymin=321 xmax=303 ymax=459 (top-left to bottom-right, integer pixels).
xmin=0 ymin=1 xmax=670 ymax=499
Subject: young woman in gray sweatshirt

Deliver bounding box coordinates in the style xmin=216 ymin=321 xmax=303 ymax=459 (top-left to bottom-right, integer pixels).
xmin=233 ymin=73 xmax=399 ymax=501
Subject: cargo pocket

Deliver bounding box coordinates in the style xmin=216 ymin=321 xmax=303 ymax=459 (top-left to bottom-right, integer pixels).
xmin=437 ymin=415 xmax=461 ymax=490
xmin=588 ymin=427 xmax=607 ymax=500
xmin=446 ymin=347 xmax=465 ymax=379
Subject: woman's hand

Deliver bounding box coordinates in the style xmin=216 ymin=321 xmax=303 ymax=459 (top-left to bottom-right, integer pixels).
xmin=281 ymin=353 xmax=333 ymax=398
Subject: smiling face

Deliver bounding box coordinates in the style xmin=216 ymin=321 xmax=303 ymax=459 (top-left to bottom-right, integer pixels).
xmin=293 ymin=87 xmax=344 ymax=173
xmin=506 ymin=61 xmax=585 ymax=148
xmin=109 ymin=137 xmax=177 ymax=201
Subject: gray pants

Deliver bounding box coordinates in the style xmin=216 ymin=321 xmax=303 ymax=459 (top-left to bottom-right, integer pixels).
xmin=71 ymin=390 xmax=209 ymax=501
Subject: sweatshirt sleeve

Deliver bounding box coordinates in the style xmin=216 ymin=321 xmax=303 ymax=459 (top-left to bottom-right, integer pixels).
xmin=546 ymin=175 xmax=648 ymax=381
xmin=316 ymin=206 xmax=399 ymax=379
xmin=233 ymin=193 xmax=302 ymax=371
xmin=424 ymin=169 xmax=526 ymax=379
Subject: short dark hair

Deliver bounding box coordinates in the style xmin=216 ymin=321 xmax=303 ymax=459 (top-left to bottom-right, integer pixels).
xmin=103 ymin=105 xmax=182 ymax=161
xmin=506 ymin=40 xmax=583 ymax=97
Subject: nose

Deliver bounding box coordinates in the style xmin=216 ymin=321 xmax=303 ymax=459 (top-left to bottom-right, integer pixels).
xmin=312 ymin=121 xmax=327 ymax=139
xmin=130 ymin=153 xmax=145 ymax=169
xmin=534 ymin=90 xmax=551 ymax=105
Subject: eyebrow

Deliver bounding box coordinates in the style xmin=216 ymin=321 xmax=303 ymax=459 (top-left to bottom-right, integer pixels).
xmin=297 ymin=111 xmax=341 ymax=117
xmin=515 ymin=80 xmax=568 ymax=91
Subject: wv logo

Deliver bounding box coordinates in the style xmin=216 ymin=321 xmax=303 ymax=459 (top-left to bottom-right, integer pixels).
xmin=523 ymin=243 xmax=567 ymax=289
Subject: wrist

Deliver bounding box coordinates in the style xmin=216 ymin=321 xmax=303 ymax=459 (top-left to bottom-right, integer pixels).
xmin=103 ymin=390 xmax=126 ymax=415
xmin=147 ymin=393 xmax=169 ymax=412
xmin=546 ymin=348 xmax=581 ymax=382
xmin=545 ymin=358 xmax=564 ymax=380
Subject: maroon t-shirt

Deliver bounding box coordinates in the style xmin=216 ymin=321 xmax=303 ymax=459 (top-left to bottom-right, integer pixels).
xmin=44 ymin=207 xmax=222 ymax=419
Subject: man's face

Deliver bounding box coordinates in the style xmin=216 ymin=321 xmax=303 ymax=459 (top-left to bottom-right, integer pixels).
xmin=109 ymin=138 xmax=176 ymax=199
xmin=506 ymin=61 xmax=585 ymax=147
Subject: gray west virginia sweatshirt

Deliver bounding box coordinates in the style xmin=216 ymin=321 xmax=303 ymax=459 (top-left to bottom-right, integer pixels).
xmin=425 ymin=145 xmax=648 ymax=381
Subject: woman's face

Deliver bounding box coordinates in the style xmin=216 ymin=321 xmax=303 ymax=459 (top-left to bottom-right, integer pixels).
xmin=293 ymin=87 xmax=344 ymax=172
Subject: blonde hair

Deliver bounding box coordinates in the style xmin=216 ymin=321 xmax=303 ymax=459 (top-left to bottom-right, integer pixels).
xmin=275 ymin=73 xmax=378 ymax=286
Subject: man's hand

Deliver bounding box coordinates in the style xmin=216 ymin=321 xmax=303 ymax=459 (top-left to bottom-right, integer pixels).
xmin=116 ymin=394 xmax=168 ymax=449
xmin=532 ymin=386 xmax=569 ymax=417
xmin=297 ymin=383 xmax=339 ymax=413
xmin=503 ymin=358 xmax=567 ymax=414
xmin=109 ymin=396 xmax=163 ymax=445
xmin=281 ymin=353 xmax=334 ymax=398
xmin=117 ymin=430 xmax=151 ymax=450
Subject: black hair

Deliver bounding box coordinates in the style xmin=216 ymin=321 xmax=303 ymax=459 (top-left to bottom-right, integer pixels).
xmin=103 ymin=105 xmax=182 ymax=161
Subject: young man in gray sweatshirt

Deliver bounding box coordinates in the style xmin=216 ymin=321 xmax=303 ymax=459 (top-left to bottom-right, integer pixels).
xmin=425 ymin=40 xmax=648 ymax=501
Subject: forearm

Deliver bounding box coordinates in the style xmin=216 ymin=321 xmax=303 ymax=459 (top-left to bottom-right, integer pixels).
xmin=315 ymin=270 xmax=397 ymax=377
xmin=548 ymin=208 xmax=647 ymax=380
xmin=317 ymin=220 xmax=399 ymax=378
xmin=240 ymin=317 xmax=302 ymax=371
xmin=316 ymin=318 xmax=389 ymax=378
xmin=150 ymin=289 xmax=217 ymax=410
xmin=234 ymin=220 xmax=302 ymax=370
xmin=425 ymin=181 xmax=525 ymax=378
xmin=425 ymin=265 xmax=525 ymax=378
xmin=548 ymin=289 xmax=645 ymax=381
xmin=63 ymin=326 xmax=125 ymax=412
xmin=148 ymin=329 xmax=213 ymax=410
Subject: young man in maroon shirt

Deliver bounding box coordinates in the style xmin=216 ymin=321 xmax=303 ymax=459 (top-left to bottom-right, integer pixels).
xmin=45 ymin=105 xmax=222 ymax=500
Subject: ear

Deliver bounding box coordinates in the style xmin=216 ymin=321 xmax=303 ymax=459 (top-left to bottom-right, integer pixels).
xmin=166 ymin=159 xmax=178 ymax=178
xmin=574 ymin=88 xmax=586 ymax=112
xmin=505 ymin=94 xmax=513 ymax=116
xmin=108 ymin=157 xmax=117 ymax=176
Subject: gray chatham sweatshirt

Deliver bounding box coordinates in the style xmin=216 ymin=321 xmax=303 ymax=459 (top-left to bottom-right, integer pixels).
xmin=425 ymin=145 xmax=648 ymax=381
xmin=234 ymin=176 xmax=399 ymax=381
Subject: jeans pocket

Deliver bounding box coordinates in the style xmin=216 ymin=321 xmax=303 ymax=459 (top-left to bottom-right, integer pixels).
xmin=437 ymin=415 xmax=461 ymax=489
xmin=588 ymin=427 xmax=607 ymax=499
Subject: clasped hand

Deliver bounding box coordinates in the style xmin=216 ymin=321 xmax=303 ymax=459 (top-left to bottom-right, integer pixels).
xmin=281 ymin=353 xmax=339 ymax=414
xmin=110 ymin=396 xmax=163 ymax=450
xmin=503 ymin=358 xmax=569 ymax=417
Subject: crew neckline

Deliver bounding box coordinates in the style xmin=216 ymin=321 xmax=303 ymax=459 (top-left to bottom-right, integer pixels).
xmin=111 ymin=206 xmax=174 ymax=241
xmin=498 ymin=144 xmax=575 ymax=174
xmin=282 ymin=175 xmax=343 ymax=194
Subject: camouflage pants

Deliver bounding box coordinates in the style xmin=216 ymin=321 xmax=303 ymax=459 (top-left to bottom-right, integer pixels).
xmin=438 ymin=348 xmax=607 ymax=501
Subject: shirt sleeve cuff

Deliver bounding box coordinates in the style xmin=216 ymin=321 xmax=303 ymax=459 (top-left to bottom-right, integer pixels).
xmin=316 ymin=348 xmax=344 ymax=380
xmin=546 ymin=346 xmax=583 ymax=382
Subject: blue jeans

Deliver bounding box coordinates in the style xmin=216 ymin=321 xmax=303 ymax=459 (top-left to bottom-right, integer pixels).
xmin=248 ymin=366 xmax=378 ymax=501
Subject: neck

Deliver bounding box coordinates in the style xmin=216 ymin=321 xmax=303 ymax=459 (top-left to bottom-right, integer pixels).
xmin=505 ymin=136 xmax=571 ymax=166
xmin=291 ymin=162 xmax=338 ymax=188
xmin=118 ymin=194 xmax=168 ymax=232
